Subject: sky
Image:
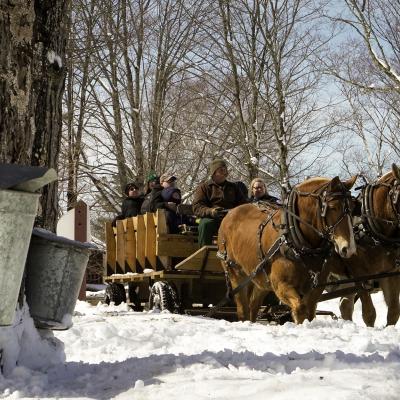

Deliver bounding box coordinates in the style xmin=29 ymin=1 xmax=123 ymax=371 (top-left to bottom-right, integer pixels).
xmin=1 ymin=290 xmax=400 ymax=400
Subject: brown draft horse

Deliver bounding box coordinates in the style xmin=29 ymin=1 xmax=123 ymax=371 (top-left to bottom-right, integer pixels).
xmin=328 ymin=164 xmax=400 ymax=326
xmin=217 ymin=175 xmax=357 ymax=323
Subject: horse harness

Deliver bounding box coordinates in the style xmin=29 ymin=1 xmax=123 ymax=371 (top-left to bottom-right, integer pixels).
xmin=359 ymin=176 xmax=400 ymax=244
xmin=208 ymin=184 xmax=354 ymax=317
xmin=321 ymin=175 xmax=400 ymax=291
xmin=282 ymin=181 xmax=353 ymax=257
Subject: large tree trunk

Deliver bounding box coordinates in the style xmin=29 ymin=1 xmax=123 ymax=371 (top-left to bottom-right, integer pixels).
xmin=0 ymin=1 xmax=35 ymax=164
xmin=30 ymin=0 xmax=69 ymax=230
xmin=0 ymin=0 xmax=69 ymax=231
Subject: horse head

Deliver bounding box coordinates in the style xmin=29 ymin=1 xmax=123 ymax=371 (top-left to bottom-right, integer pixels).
xmin=367 ymin=164 xmax=400 ymax=239
xmin=294 ymin=175 xmax=357 ymax=258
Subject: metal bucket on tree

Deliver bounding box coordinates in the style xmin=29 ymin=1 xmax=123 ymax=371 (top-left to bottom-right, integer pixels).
xmin=0 ymin=190 xmax=40 ymax=326
xmin=25 ymin=228 xmax=95 ymax=330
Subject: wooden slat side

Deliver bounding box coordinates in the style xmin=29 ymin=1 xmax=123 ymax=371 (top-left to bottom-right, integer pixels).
xmin=105 ymin=221 xmax=116 ymax=275
xmin=145 ymin=212 xmax=157 ymax=270
xmin=155 ymin=209 xmax=170 ymax=269
xmin=116 ymin=220 xmax=126 ymax=274
xmin=125 ymin=217 xmax=136 ymax=272
xmin=135 ymin=215 xmax=146 ymax=271
xmin=155 ymin=209 xmax=168 ymax=234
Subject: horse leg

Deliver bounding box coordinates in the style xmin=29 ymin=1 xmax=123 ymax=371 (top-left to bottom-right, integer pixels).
xmin=381 ymin=277 xmax=400 ymax=326
xmin=303 ymin=287 xmax=324 ymax=322
xmin=339 ymin=294 xmax=355 ymax=321
xmin=229 ymin=268 xmax=250 ymax=321
xmin=273 ymin=283 xmax=306 ymax=324
xmin=248 ymin=284 xmax=267 ymax=322
xmin=357 ymin=289 xmax=376 ymax=327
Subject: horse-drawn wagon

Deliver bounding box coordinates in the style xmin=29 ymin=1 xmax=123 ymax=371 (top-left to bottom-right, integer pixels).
xmin=103 ymin=208 xmax=238 ymax=318
xmin=103 ymin=165 xmax=400 ymax=326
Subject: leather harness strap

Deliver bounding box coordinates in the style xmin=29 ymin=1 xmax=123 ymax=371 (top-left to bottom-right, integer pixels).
xmin=207 ymin=234 xmax=283 ymax=318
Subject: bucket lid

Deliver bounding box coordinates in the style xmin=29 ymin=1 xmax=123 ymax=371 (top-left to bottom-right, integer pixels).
xmin=0 ymin=164 xmax=57 ymax=192
xmin=32 ymin=228 xmax=98 ymax=251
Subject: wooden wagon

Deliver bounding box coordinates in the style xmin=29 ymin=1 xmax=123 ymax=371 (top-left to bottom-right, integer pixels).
xmin=103 ymin=209 xmax=239 ymax=319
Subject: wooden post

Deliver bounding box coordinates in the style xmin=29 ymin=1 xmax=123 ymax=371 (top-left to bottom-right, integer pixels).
xmin=75 ymin=201 xmax=88 ymax=300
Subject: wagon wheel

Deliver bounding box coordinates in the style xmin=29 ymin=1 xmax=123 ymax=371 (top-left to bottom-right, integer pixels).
xmin=128 ymin=282 xmax=143 ymax=311
xmin=104 ymin=283 xmax=126 ymax=305
xmin=149 ymin=281 xmax=180 ymax=313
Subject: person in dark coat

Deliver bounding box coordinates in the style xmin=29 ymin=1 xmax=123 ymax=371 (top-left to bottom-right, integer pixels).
xmin=192 ymin=159 xmax=247 ymax=247
xmin=159 ymin=173 xmax=182 ymax=233
xmin=250 ymin=177 xmax=279 ymax=203
xmin=140 ymin=173 xmax=163 ymax=214
xmin=112 ymin=182 xmax=144 ymax=226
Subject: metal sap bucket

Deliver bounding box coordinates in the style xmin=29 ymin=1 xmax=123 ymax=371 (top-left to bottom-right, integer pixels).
xmin=25 ymin=228 xmax=95 ymax=330
xmin=0 ymin=190 xmax=40 ymax=326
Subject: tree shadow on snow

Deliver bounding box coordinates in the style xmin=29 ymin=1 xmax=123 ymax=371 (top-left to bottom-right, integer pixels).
xmin=2 ymin=348 xmax=397 ymax=399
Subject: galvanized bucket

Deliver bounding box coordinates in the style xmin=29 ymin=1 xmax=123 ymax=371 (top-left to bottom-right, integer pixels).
xmin=25 ymin=229 xmax=94 ymax=330
xmin=0 ymin=190 xmax=40 ymax=326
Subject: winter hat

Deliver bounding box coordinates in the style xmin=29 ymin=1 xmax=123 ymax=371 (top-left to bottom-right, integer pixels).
xmin=147 ymin=171 xmax=159 ymax=182
xmin=209 ymin=158 xmax=227 ymax=176
xmin=124 ymin=182 xmax=140 ymax=195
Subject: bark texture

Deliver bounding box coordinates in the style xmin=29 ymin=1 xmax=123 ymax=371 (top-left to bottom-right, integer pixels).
xmin=0 ymin=0 xmax=69 ymax=231
xmin=0 ymin=1 xmax=35 ymax=163
xmin=32 ymin=0 xmax=69 ymax=229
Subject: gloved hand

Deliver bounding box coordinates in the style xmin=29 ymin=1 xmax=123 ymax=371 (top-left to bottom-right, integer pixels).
xmin=211 ymin=207 xmax=227 ymax=219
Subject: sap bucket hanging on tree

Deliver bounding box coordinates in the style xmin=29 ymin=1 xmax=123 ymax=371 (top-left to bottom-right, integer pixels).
xmin=0 ymin=164 xmax=57 ymax=326
xmin=25 ymin=228 xmax=96 ymax=330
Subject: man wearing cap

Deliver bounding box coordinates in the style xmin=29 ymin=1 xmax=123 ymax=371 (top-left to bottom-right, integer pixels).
xmin=193 ymin=159 xmax=247 ymax=247
xmin=160 ymin=173 xmax=182 ymax=233
xmin=160 ymin=173 xmax=181 ymax=208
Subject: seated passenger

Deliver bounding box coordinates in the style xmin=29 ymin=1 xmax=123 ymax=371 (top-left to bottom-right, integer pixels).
xmin=250 ymin=177 xmax=279 ymax=203
xmin=193 ymin=158 xmax=247 ymax=247
xmin=140 ymin=173 xmax=163 ymax=214
xmin=112 ymin=182 xmax=144 ymax=226
xmin=160 ymin=173 xmax=182 ymax=233
xmin=160 ymin=173 xmax=181 ymax=211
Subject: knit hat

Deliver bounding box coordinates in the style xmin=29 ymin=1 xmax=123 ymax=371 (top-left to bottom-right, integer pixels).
xmin=209 ymin=158 xmax=227 ymax=176
xmin=146 ymin=171 xmax=159 ymax=182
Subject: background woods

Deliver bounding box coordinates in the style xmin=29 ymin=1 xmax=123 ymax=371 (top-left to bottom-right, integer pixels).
xmin=2 ymin=0 xmax=400 ymax=239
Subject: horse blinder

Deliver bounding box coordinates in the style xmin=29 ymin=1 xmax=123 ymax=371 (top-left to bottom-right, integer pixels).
xmin=390 ymin=181 xmax=400 ymax=209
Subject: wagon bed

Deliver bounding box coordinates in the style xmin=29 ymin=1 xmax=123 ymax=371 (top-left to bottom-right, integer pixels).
xmin=103 ymin=210 xmax=233 ymax=313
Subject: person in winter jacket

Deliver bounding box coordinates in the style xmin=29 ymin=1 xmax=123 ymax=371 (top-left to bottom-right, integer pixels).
xmin=159 ymin=173 xmax=183 ymax=233
xmin=192 ymin=159 xmax=247 ymax=247
xmin=140 ymin=173 xmax=163 ymax=214
xmin=112 ymin=182 xmax=144 ymax=226
xmin=250 ymin=178 xmax=279 ymax=203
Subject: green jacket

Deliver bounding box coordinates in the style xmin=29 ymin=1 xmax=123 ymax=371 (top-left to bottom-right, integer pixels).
xmin=192 ymin=179 xmax=247 ymax=218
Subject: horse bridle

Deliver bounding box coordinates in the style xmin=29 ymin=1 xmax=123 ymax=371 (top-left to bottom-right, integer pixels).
xmin=361 ymin=176 xmax=400 ymax=243
xmin=283 ymin=181 xmax=353 ymax=254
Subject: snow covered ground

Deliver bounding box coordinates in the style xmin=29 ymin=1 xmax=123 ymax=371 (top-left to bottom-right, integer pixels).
xmin=1 ymin=292 xmax=400 ymax=399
